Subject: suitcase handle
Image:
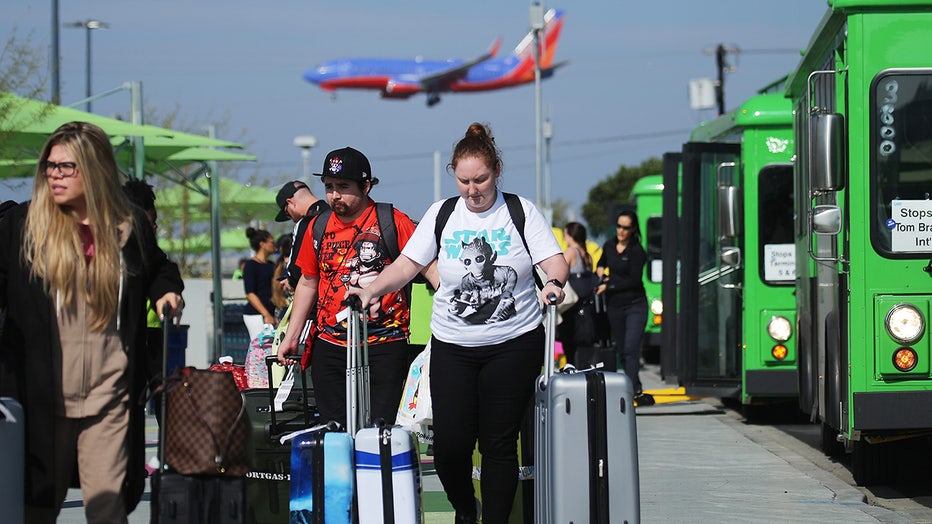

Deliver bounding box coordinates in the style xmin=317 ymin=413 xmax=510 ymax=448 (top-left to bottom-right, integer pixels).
xmin=540 ymin=295 xmax=558 ymax=390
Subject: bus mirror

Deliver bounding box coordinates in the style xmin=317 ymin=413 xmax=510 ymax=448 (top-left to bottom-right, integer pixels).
xmin=720 ymin=246 xmax=741 ymax=268
xmin=810 ymin=113 xmax=846 ymax=191
xmin=718 ymin=185 xmax=743 ymax=239
xmin=812 ymin=205 xmax=842 ymax=235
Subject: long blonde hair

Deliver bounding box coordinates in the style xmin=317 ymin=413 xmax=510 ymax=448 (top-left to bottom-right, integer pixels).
xmin=23 ymin=121 xmax=133 ymax=331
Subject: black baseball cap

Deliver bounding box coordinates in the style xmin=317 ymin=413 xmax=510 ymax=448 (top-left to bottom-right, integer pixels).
xmin=274 ymin=180 xmax=309 ymax=222
xmin=314 ymin=146 xmax=379 ymax=186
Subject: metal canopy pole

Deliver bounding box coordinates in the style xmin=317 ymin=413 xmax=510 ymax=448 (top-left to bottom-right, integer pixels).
xmin=129 ymin=81 xmax=144 ymax=180
xmin=207 ymin=124 xmax=223 ymax=363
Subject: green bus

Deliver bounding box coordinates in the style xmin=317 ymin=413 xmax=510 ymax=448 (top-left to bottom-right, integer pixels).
xmin=786 ymin=0 xmax=932 ymax=484
xmin=631 ymin=174 xmax=665 ymax=362
xmin=662 ymin=91 xmax=797 ymax=408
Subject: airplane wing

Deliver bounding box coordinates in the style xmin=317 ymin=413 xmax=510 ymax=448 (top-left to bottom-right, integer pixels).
xmin=417 ymin=38 xmax=502 ymax=92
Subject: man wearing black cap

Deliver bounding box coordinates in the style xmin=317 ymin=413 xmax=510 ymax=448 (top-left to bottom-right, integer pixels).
xmin=277 ymin=146 xmax=420 ymax=428
xmin=274 ymin=180 xmax=330 ymax=292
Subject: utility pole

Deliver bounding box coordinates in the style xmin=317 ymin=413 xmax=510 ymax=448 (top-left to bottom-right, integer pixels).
xmin=715 ymin=44 xmax=727 ymax=116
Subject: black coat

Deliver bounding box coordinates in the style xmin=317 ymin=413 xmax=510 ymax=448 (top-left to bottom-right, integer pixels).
xmin=0 ymin=202 xmax=184 ymax=511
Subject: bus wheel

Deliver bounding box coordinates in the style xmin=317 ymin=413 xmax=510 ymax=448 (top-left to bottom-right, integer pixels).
xmin=819 ymin=422 xmax=845 ymax=458
xmin=852 ymin=440 xmax=896 ymax=486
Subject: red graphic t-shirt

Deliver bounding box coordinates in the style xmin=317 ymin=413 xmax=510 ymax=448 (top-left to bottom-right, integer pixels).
xmin=296 ymin=200 xmax=416 ymax=345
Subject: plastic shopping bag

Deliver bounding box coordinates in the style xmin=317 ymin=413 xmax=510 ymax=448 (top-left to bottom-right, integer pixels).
xmin=244 ymin=324 xmax=276 ymax=389
xmin=396 ymin=341 xmax=433 ymax=442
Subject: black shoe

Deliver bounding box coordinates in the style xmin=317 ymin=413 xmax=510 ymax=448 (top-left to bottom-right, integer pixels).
xmin=635 ymin=392 xmax=655 ymax=406
xmin=454 ymin=513 xmax=477 ymax=523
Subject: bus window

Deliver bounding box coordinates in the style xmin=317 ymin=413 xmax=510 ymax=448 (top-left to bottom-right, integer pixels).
xmin=871 ymin=71 xmax=932 ymax=256
xmin=645 ymin=215 xmax=662 ymax=282
xmin=758 ymin=164 xmax=795 ymax=284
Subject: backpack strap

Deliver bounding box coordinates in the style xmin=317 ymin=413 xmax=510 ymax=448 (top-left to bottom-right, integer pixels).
xmin=503 ymin=192 xmax=544 ymax=289
xmin=374 ymin=202 xmax=399 ymax=263
xmin=433 ymin=196 xmax=460 ymax=255
xmin=311 ymin=208 xmax=332 ymax=254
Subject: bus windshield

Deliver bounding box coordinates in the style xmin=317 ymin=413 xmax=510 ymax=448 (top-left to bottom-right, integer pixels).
xmin=871 ymin=71 xmax=932 ymax=256
xmin=758 ymin=165 xmax=794 ymax=283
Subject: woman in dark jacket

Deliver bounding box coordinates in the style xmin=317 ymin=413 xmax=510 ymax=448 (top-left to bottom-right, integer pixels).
xmin=595 ymin=210 xmax=648 ymax=395
xmin=0 ymin=122 xmax=184 ymax=522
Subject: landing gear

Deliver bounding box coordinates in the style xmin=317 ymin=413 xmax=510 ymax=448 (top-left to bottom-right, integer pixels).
xmin=426 ymin=92 xmax=441 ymax=107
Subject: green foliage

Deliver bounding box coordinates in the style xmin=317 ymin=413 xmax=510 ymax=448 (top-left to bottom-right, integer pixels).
xmin=0 ymin=32 xmax=50 ymax=168
xmin=581 ymin=157 xmax=663 ymax=240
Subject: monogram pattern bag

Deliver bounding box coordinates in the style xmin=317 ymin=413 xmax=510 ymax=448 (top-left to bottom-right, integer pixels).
xmin=162 ymin=367 xmax=253 ymax=476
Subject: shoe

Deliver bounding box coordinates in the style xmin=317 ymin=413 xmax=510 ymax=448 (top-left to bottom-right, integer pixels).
xmin=454 ymin=513 xmax=477 ymax=523
xmin=635 ymin=392 xmax=655 ymax=406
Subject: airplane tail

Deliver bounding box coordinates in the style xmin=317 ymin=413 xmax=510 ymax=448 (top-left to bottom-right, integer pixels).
xmin=512 ymin=8 xmax=565 ymax=68
xmin=501 ymin=8 xmax=565 ymax=82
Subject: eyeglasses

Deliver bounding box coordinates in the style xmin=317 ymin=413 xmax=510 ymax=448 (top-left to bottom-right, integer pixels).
xmin=43 ymin=161 xmax=78 ymax=178
xmin=616 ymin=224 xmax=634 ymax=231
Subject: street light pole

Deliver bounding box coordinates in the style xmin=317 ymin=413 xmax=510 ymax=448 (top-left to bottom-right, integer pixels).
xmin=530 ymin=1 xmax=545 ymax=210
xmin=293 ymin=135 xmax=318 ymax=186
xmin=64 ymin=19 xmax=108 ymax=112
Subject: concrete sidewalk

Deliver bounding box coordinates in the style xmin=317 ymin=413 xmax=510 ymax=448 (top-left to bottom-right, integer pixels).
xmin=57 ymin=364 xmax=912 ymax=523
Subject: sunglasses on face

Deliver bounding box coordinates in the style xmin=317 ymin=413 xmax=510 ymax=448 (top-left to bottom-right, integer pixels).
xmin=616 ymin=224 xmax=634 ymax=231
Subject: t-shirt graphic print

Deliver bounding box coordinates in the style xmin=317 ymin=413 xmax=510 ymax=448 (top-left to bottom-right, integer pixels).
xmin=448 ymin=236 xmax=518 ymax=324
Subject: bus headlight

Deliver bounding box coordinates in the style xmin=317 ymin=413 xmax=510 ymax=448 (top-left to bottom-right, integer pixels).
xmin=885 ymin=304 xmax=924 ymax=345
xmin=650 ymin=299 xmax=663 ymax=315
xmin=767 ymin=316 xmax=792 ymax=342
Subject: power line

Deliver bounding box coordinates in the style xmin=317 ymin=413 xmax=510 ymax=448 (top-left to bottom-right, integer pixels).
xmin=249 ymin=128 xmax=693 ymax=171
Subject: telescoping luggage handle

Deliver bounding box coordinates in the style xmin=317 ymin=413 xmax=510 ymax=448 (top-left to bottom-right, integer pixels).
xmin=344 ymin=294 xmax=371 ymax=435
xmin=540 ymin=295 xmax=558 ymax=390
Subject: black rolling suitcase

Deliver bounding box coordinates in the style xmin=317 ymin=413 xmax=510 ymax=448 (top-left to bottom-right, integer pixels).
xmin=243 ymin=355 xmax=317 ymax=524
xmin=151 ymin=306 xmax=248 ymax=524
xmin=573 ymin=293 xmax=616 ymax=371
xmin=0 ymin=397 xmax=24 ymax=524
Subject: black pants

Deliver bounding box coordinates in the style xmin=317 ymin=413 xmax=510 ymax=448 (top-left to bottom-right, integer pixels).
xmin=605 ymin=299 xmax=648 ymax=393
xmin=309 ymin=337 xmax=410 ymax=428
xmin=430 ymin=326 xmax=543 ymax=524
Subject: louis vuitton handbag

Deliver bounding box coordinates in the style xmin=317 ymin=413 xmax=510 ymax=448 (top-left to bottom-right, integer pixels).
xmin=162 ymin=367 xmax=253 ymax=476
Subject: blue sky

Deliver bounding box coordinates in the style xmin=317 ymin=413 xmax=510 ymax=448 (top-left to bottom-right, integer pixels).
xmin=3 ymin=1 xmax=827 ymax=225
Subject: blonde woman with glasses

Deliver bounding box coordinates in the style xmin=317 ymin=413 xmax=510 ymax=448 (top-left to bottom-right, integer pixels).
xmin=0 ymin=122 xmax=184 ymax=523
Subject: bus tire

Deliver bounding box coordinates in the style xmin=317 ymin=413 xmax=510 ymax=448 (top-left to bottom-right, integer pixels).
xmin=852 ymin=440 xmax=896 ymax=486
xmin=819 ymin=422 xmax=845 ymax=458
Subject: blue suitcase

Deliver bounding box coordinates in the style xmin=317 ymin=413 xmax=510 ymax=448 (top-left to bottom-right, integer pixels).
xmin=289 ymin=427 xmax=355 ymax=524
xmin=288 ymin=301 xmax=367 ymax=524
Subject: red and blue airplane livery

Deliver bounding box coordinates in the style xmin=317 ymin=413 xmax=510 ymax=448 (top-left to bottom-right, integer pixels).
xmin=303 ymin=8 xmax=566 ymax=107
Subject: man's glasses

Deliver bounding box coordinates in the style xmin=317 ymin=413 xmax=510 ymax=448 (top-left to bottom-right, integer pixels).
xmin=616 ymin=224 xmax=634 ymax=231
xmin=43 ymin=161 xmax=78 ymax=178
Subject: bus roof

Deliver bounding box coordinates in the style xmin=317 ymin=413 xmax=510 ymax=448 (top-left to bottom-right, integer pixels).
xmin=690 ymin=93 xmax=793 ymax=142
xmin=631 ymin=174 xmax=664 ymax=196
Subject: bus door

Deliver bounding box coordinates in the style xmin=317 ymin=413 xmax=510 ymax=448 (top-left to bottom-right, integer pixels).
xmin=660 ymin=152 xmax=682 ymax=384
xmin=678 ymin=142 xmax=742 ymax=397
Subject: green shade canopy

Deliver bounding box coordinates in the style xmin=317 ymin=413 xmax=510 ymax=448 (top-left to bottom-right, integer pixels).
xmin=0 ymin=92 xmax=169 ymax=155
xmin=158 ymin=225 xmax=253 ymax=255
xmin=0 ymin=92 xmax=251 ymax=179
xmin=156 ymin=177 xmax=279 ymax=224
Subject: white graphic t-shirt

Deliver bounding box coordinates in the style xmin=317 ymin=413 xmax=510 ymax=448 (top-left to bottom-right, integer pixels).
xmin=402 ymin=192 xmax=562 ymax=347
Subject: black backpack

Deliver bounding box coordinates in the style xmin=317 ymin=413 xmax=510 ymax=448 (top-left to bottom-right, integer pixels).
xmin=310 ymin=202 xmax=425 ymax=301
xmin=433 ymin=192 xmax=543 ymax=288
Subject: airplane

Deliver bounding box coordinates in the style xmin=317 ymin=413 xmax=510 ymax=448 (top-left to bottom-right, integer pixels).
xmin=303 ymin=8 xmax=566 ymax=107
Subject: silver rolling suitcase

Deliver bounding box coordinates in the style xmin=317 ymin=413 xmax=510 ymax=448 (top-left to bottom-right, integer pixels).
xmin=535 ymin=300 xmax=640 ymax=523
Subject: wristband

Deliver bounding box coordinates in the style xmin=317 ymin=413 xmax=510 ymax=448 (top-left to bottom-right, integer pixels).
xmin=546 ymin=278 xmax=565 ymax=289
